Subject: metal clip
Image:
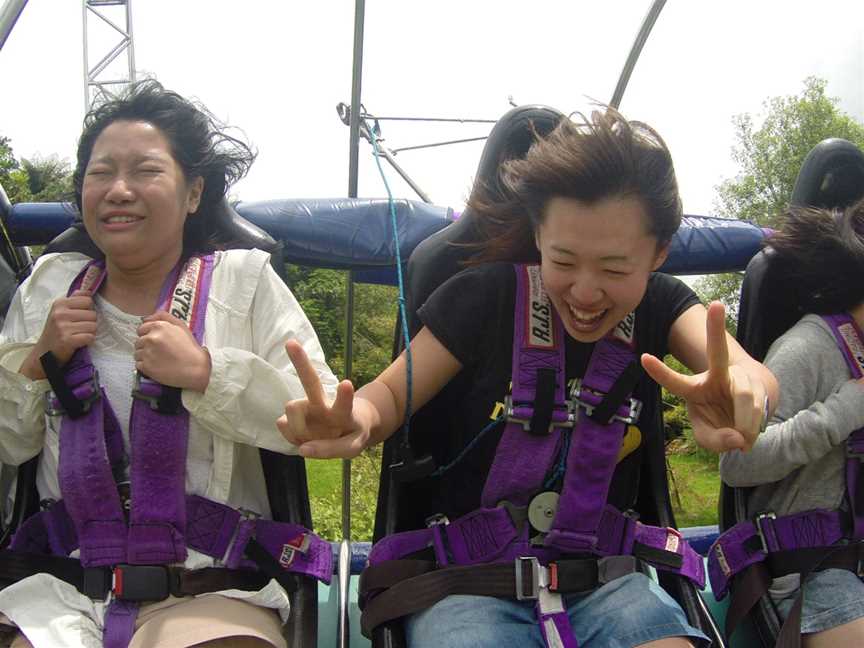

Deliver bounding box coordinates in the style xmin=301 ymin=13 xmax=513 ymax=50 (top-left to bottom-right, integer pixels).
xmin=43 ymin=371 xmax=101 ymax=417
xmin=754 ymin=511 xmax=777 ymax=554
xmin=514 ymin=556 xmax=547 ymax=600
xmin=503 ymin=395 xmax=575 ymax=433
xmin=425 ymin=513 xmax=450 ymax=528
xmin=569 ymin=380 xmax=642 ymax=425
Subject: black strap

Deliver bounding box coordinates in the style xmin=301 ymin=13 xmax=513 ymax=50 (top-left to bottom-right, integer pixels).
xmin=360 ymin=557 xmax=638 ymax=638
xmin=0 ymin=550 xmax=272 ymax=601
xmin=243 ymin=536 xmax=300 ymax=594
xmin=725 ymin=562 xmax=772 ymax=641
xmin=590 ymin=360 xmax=641 ymax=424
xmin=632 ymin=540 xmax=683 ymax=570
xmin=528 ymin=367 xmax=557 ymax=436
xmin=727 ymin=543 xmax=864 ymax=645
xmin=39 ymin=351 xmax=86 ymax=419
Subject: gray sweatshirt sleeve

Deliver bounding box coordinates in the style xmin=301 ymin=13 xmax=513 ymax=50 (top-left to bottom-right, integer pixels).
xmin=720 ymin=315 xmax=864 ymax=487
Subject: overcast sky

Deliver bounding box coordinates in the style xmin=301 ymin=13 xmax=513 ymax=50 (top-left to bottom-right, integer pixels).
xmin=1 ymin=1 xmax=863 ymax=216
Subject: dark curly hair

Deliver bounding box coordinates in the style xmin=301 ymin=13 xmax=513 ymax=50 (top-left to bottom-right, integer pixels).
xmin=72 ymin=79 xmax=256 ymax=254
xmin=768 ymin=200 xmax=864 ymax=314
xmin=466 ymin=108 xmax=682 ymax=264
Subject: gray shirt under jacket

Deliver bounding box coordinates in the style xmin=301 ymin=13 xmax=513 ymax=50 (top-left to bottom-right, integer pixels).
xmin=720 ymin=314 xmax=864 ymax=519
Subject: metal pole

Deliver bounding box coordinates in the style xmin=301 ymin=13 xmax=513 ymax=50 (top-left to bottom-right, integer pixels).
xmin=609 ymin=0 xmax=667 ymax=109
xmin=82 ymin=1 xmax=90 ymax=111
xmin=0 ymin=0 xmax=27 ymax=52
xmin=365 ymin=125 xmax=432 ymax=203
xmin=337 ymin=3 xmax=365 ymax=642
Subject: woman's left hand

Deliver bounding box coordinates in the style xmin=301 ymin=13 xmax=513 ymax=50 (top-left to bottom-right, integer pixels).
xmin=135 ymin=310 xmax=211 ymax=392
xmin=640 ymin=302 xmax=766 ymax=452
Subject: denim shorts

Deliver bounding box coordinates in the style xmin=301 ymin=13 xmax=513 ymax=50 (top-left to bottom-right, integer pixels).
xmin=404 ymin=572 xmax=709 ymax=648
xmin=774 ymin=568 xmax=864 ymax=634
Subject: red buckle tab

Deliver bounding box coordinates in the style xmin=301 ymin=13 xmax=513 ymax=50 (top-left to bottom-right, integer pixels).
xmin=548 ymin=562 xmax=559 ymax=592
xmin=112 ymin=566 xmax=124 ymax=597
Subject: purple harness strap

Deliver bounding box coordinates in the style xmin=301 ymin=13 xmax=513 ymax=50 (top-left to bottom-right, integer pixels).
xmin=545 ymin=332 xmax=636 ymax=553
xmin=11 ymin=494 xmax=333 ymax=585
xmin=822 ymin=314 xmax=864 ymax=540
xmin=57 ymin=257 xmax=214 ymax=567
xmin=482 ymin=265 xmax=569 ymax=508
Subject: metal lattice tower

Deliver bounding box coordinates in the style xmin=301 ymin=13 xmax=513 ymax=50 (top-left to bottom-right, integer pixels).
xmin=82 ymin=0 xmax=136 ymax=111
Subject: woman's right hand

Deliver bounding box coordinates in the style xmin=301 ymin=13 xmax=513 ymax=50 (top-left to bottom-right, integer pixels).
xmin=278 ymin=339 xmax=371 ymax=458
xmin=20 ymin=290 xmax=98 ymax=380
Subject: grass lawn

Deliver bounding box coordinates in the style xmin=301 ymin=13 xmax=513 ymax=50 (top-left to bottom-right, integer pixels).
xmin=305 ymin=440 xmax=723 ymax=539
xmin=667 ymin=447 xmax=721 ymax=528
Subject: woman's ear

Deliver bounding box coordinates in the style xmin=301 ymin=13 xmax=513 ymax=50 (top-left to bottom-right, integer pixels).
xmin=186 ymin=177 xmax=204 ymax=215
xmin=651 ymin=243 xmax=670 ymax=271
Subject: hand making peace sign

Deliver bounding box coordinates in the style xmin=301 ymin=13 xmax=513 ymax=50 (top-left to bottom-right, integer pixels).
xmin=277 ymin=339 xmax=370 ymax=458
xmin=640 ymin=302 xmax=768 ymax=453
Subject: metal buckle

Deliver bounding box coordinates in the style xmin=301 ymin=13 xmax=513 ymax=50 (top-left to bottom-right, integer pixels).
xmin=111 ymin=564 xmax=173 ymax=602
xmin=131 ymin=373 xmax=182 ymax=414
xmin=503 ymin=395 xmax=574 ymax=433
xmin=569 ymin=380 xmax=642 ymax=425
xmin=43 ymin=371 xmax=101 ymax=417
xmin=425 ymin=513 xmax=450 ymax=528
xmin=754 ymin=511 xmax=777 ymax=554
xmin=514 ymin=556 xmax=547 ymax=600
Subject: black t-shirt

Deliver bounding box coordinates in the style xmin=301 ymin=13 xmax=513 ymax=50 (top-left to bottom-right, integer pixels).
xmin=412 ymin=262 xmax=700 ymax=522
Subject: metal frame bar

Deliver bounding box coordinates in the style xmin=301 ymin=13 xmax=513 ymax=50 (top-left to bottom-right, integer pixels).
xmin=609 ymin=0 xmax=667 ymax=109
xmin=0 ymin=0 xmax=28 ymax=52
xmin=83 ymin=0 xmax=135 ymax=111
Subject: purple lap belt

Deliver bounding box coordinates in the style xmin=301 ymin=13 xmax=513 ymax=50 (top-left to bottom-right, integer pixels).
xmin=16 ymin=257 xmax=330 ymax=648
xmin=708 ymin=313 xmax=864 ymax=641
xmin=361 ymin=265 xmax=703 ymax=646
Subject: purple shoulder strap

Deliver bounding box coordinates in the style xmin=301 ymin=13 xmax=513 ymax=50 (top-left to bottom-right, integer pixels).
xmin=58 ymin=255 xmax=214 ymax=566
xmin=482 ymin=265 xmax=569 ymax=507
xmin=821 ymin=313 xmax=864 ymax=539
xmin=545 ymin=322 xmax=636 ymax=553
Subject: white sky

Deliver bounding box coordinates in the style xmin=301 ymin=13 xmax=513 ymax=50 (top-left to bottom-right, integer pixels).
xmin=1 ymin=0 xmax=863 ymax=216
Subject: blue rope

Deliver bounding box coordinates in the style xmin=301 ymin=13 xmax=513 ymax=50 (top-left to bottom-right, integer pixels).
xmin=543 ymin=431 xmax=571 ymax=490
xmin=432 ymin=415 xmax=505 ymax=477
xmin=366 ymin=121 xmax=413 ymax=437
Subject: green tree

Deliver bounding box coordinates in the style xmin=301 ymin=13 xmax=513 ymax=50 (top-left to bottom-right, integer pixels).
xmin=696 ymin=77 xmax=864 ymax=316
xmin=22 ymin=155 xmax=73 ymax=202
xmin=0 ymin=136 xmax=32 ymax=204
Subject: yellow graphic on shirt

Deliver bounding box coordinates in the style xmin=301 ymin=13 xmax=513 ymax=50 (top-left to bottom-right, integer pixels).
xmin=617 ymin=425 xmax=642 ymax=462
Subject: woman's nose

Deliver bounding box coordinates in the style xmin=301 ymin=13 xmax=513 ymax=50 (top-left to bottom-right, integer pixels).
xmin=105 ymin=175 xmax=134 ymax=202
xmin=569 ymin=275 xmax=604 ymax=305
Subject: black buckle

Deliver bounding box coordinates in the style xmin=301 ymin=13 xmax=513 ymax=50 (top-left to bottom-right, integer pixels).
xmin=112 ymin=564 xmax=173 ymax=601
xmin=41 ymin=352 xmax=101 ymax=419
xmin=132 ymin=373 xmax=183 ymax=415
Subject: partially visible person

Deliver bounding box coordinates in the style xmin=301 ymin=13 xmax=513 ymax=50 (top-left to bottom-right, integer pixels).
xmin=0 ymin=80 xmax=337 ymax=648
xmin=720 ymin=201 xmax=864 ymax=647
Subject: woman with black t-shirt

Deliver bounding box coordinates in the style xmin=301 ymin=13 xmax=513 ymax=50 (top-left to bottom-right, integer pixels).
xmin=279 ymin=110 xmax=778 ymax=648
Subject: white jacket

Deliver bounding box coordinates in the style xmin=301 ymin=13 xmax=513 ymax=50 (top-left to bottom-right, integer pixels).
xmin=0 ymin=249 xmax=338 ymax=646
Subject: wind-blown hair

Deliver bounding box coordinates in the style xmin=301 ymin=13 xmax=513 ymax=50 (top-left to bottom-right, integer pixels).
xmin=466 ymin=108 xmax=682 ymax=264
xmin=72 ymin=79 xmax=256 ymax=254
xmin=768 ymin=200 xmax=864 ymax=314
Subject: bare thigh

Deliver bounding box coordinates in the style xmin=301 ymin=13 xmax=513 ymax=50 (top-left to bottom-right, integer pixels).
xmin=804 ymin=616 xmax=864 ymax=648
